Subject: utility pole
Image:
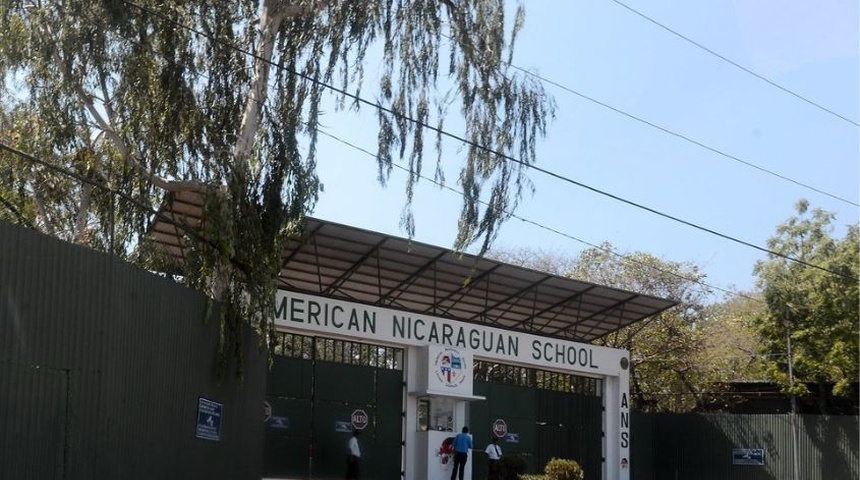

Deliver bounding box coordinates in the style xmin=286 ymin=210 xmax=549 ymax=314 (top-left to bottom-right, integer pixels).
xmin=786 ymin=309 xmax=800 ymax=480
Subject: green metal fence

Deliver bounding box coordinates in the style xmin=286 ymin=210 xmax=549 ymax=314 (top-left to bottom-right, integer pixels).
xmin=632 ymin=412 xmax=859 ymax=480
xmin=263 ymin=336 xmax=404 ymax=480
xmin=0 ymin=219 xmax=266 ymax=480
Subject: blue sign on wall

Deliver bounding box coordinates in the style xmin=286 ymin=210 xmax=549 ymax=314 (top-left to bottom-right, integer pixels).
xmin=732 ymin=448 xmax=765 ymax=466
xmin=268 ymin=416 xmax=290 ymax=429
xmin=196 ymin=397 xmax=223 ymax=441
xmin=335 ymin=421 xmax=353 ymax=433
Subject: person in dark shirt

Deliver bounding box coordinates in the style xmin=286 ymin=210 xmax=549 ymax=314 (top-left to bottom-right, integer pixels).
xmin=450 ymin=426 xmax=472 ymax=480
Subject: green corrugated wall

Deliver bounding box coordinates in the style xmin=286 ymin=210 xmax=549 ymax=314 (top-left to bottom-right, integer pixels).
xmin=632 ymin=412 xmax=859 ymax=480
xmin=0 ymin=220 xmax=266 ymax=480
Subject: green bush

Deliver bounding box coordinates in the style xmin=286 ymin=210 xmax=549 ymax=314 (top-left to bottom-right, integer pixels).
xmin=544 ymin=458 xmax=584 ymax=480
xmin=500 ymin=453 xmax=528 ymax=480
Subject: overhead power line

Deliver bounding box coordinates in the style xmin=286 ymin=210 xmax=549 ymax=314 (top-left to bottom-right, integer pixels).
xmin=107 ymin=1 xmax=860 ymax=283
xmin=432 ymin=30 xmax=857 ymax=208
xmin=0 ymin=141 xmax=227 ymax=266
xmin=610 ymin=0 xmax=860 ymax=127
xmin=508 ymin=63 xmax=859 ymax=208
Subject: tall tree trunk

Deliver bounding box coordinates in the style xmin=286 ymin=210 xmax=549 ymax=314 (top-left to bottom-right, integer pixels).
xmin=232 ymin=0 xmax=288 ymax=166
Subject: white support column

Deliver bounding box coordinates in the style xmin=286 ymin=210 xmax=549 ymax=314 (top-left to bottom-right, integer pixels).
xmin=603 ymin=366 xmax=631 ymax=480
xmin=604 ymin=376 xmax=619 ymax=480
xmin=405 ymin=346 xmax=423 ymax=480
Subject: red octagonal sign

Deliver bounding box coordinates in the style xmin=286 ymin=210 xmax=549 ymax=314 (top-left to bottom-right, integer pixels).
xmin=351 ymin=409 xmax=369 ymax=430
xmin=492 ymin=419 xmax=508 ymax=438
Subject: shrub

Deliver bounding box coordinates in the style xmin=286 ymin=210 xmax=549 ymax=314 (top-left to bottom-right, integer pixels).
xmin=500 ymin=453 xmax=528 ymax=480
xmin=544 ymin=458 xmax=584 ymax=480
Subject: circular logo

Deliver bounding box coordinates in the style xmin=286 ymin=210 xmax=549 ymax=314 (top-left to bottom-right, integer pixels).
xmin=263 ymin=401 xmax=272 ymax=422
xmin=434 ymin=348 xmax=467 ymax=388
xmin=351 ymin=409 xmax=369 ymax=430
xmin=620 ymin=357 xmax=629 ymax=370
xmin=492 ymin=419 xmax=508 ymax=438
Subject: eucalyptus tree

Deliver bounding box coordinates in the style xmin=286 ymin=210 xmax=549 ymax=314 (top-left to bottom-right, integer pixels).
xmin=0 ymin=1 xmax=554 ymax=372
xmin=754 ymin=200 xmax=859 ymax=411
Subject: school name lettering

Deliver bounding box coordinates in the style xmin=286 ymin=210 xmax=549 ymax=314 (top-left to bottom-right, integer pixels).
xmin=392 ymin=316 xmax=517 ymax=356
xmin=531 ymin=340 xmax=599 ymax=369
xmin=277 ymin=296 xmax=378 ymax=333
xmin=275 ymin=294 xmax=601 ymax=370
xmin=620 ymin=392 xmax=630 ymax=449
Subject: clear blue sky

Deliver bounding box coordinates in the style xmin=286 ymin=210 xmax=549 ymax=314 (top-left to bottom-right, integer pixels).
xmin=309 ymin=0 xmax=859 ymax=300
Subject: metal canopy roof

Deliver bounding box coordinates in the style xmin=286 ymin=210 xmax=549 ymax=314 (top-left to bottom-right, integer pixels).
xmin=150 ymin=190 xmax=677 ymax=343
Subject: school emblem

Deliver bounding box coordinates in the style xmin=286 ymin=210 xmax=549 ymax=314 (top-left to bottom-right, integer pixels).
xmin=434 ymin=347 xmax=467 ymax=388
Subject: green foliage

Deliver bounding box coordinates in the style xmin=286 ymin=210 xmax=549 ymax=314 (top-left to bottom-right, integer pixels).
xmin=0 ymin=1 xmax=554 ymax=377
xmin=500 ymin=453 xmax=528 ymax=480
xmin=753 ymin=200 xmax=859 ymax=406
xmin=698 ymin=293 xmax=769 ymax=382
xmin=565 ymin=243 xmax=715 ymax=412
xmin=489 ymin=242 xmax=779 ymax=412
xmin=543 ymin=458 xmax=584 ymax=480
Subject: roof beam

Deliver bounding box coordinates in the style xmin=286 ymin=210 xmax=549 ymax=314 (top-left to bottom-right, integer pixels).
xmin=427 ymin=262 xmax=503 ymax=318
xmin=322 ymin=236 xmax=389 ymax=297
xmin=550 ymin=294 xmax=638 ymax=337
xmin=380 ymin=250 xmax=449 ymax=306
xmin=468 ymin=274 xmax=553 ymax=324
xmin=509 ymin=285 xmax=598 ymax=331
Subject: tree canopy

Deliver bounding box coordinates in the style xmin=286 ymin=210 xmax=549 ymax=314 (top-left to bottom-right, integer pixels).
xmin=753 ymin=200 xmax=859 ymax=410
xmin=491 ymin=243 xmax=730 ymax=412
xmin=0 ymin=0 xmax=554 ymax=373
xmin=569 ymin=244 xmax=716 ymax=412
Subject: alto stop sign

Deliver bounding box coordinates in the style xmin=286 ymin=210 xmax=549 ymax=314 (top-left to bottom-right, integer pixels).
xmin=492 ymin=419 xmax=508 ymax=438
xmin=351 ymin=409 xmax=369 ymax=430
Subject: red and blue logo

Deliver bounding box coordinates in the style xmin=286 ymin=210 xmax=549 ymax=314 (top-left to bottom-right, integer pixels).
xmin=434 ymin=348 xmax=467 ymax=388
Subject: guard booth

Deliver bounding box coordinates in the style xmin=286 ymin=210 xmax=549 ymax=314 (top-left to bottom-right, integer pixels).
xmin=148 ymin=208 xmax=676 ymax=480
xmin=406 ymin=345 xmax=485 ymax=480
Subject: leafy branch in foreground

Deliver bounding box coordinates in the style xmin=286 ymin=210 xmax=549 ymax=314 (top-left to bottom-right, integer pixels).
xmin=0 ymin=0 xmax=554 ymax=377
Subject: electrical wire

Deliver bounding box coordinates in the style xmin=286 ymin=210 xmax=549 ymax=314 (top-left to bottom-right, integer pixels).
xmin=609 ymin=0 xmax=860 ymax=127
xmin=0 ymin=141 xmax=229 ymax=265
xmin=507 ymin=62 xmax=859 ymax=208
xmin=432 ymin=24 xmax=858 ymax=208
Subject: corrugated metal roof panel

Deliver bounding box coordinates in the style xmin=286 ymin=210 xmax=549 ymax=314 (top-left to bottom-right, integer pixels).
xmin=149 ymin=192 xmax=677 ymax=343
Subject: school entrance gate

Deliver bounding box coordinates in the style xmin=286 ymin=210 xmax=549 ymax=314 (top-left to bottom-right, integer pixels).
xmin=149 ymin=213 xmax=676 ymax=479
xmin=263 ymin=334 xmax=404 ymax=480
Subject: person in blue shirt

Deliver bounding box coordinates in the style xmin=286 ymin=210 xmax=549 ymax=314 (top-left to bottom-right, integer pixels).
xmin=450 ymin=426 xmax=472 ymax=480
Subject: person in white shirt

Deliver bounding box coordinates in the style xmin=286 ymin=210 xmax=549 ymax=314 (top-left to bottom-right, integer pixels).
xmin=485 ymin=436 xmax=503 ymax=480
xmin=346 ymin=429 xmax=362 ymax=480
